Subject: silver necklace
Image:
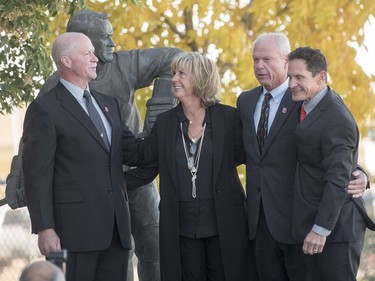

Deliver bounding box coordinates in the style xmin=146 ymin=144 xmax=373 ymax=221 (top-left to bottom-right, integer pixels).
xmin=180 ymin=122 xmax=206 ymax=198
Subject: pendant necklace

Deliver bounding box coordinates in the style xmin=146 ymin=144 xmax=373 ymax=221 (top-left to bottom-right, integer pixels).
xmin=188 ymin=126 xmax=204 ymax=144
xmin=180 ymin=122 xmax=207 ymax=198
xmin=186 ymin=107 xmax=203 ymax=125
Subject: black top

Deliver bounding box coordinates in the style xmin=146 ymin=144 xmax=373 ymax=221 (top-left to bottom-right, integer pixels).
xmin=175 ymin=106 xmax=218 ymax=238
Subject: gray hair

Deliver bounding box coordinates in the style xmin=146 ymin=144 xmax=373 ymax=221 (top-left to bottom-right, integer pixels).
xmin=253 ymin=32 xmax=291 ymax=57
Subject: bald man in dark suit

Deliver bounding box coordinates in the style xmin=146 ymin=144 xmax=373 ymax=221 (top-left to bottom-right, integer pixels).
xmin=22 ymin=32 xmax=144 ymax=281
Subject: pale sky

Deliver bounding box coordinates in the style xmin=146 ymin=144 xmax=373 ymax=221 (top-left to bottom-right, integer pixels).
xmin=354 ymin=15 xmax=375 ymax=77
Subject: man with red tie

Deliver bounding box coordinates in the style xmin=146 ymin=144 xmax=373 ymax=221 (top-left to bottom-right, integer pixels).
xmin=22 ymin=32 xmax=144 ymax=281
xmin=288 ymin=46 xmax=374 ymax=281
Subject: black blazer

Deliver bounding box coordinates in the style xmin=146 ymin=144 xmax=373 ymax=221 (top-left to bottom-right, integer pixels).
xmin=22 ymin=82 xmax=142 ymax=252
xmin=126 ymin=103 xmax=251 ymax=281
xmin=237 ymin=86 xmax=301 ymax=244
xmin=292 ymin=88 xmax=372 ymax=242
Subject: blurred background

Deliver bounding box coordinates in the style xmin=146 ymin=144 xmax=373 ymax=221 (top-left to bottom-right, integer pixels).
xmin=1 ymin=0 xmax=375 ymax=280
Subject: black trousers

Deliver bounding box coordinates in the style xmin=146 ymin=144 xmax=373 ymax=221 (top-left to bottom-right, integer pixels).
xmin=304 ymin=216 xmax=366 ymax=281
xmin=66 ymin=222 xmax=129 ymax=281
xmin=179 ymin=235 xmax=225 ymax=281
xmin=253 ymin=204 xmax=305 ymax=281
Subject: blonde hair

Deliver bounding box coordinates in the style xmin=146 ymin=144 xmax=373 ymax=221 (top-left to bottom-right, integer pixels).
xmin=171 ymin=52 xmax=221 ymax=107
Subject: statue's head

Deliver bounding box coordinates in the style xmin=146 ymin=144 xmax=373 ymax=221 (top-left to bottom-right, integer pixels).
xmin=67 ymin=11 xmax=115 ymax=63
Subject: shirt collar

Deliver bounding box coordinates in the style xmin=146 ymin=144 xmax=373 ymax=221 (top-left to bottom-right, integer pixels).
xmin=60 ymin=78 xmax=90 ymax=102
xmin=303 ymin=86 xmax=328 ymax=114
xmin=262 ymin=78 xmax=289 ymax=104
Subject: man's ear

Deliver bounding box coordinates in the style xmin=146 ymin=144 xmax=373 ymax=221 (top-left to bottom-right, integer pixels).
xmin=318 ymin=71 xmax=327 ymax=84
xmin=284 ymin=58 xmax=289 ymax=69
xmin=60 ymin=56 xmax=71 ymax=68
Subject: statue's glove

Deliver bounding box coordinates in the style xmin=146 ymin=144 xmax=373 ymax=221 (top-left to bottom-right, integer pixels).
xmin=140 ymin=97 xmax=176 ymax=137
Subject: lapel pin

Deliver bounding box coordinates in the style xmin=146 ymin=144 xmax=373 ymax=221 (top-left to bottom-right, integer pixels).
xmin=282 ymin=107 xmax=287 ymax=113
xmin=105 ymin=106 xmax=109 ymax=112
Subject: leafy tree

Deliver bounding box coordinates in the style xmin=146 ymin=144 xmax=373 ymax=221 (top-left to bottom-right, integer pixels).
xmin=1 ymin=0 xmax=374 ymax=135
xmin=0 ymin=0 xmax=138 ymax=114
xmin=0 ymin=0 xmax=86 ymax=113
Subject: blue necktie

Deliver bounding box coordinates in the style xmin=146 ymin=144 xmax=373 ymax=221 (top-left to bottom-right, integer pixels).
xmin=83 ymin=90 xmax=110 ymax=150
xmin=257 ymin=92 xmax=272 ymax=154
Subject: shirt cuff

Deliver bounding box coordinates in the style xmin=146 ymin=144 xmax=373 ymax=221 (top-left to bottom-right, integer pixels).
xmin=312 ymin=224 xmax=331 ymax=237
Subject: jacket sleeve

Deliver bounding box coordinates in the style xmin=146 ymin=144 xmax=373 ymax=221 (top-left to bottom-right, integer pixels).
xmin=22 ymin=101 xmax=56 ymax=233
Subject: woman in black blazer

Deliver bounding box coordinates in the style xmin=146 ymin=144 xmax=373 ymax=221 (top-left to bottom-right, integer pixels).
xmin=126 ymin=52 xmax=254 ymax=281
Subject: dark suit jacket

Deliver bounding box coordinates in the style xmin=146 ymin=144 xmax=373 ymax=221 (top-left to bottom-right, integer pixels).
xmin=292 ymin=87 xmax=368 ymax=242
xmin=237 ymin=86 xmax=301 ymax=244
xmin=22 ymin=82 xmax=143 ymax=252
xmin=126 ymin=103 xmax=251 ymax=281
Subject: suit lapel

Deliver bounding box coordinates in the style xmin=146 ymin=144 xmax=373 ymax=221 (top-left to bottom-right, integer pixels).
xmin=165 ymin=108 xmax=179 ymax=191
xmin=91 ymin=90 xmax=115 ymax=152
xmin=91 ymin=90 xmax=114 ymax=127
xmin=295 ymin=89 xmax=333 ymax=139
xmin=55 ymin=83 xmax=109 ymax=152
xmin=210 ymin=105 xmax=225 ymax=187
xmin=263 ymin=89 xmax=299 ymax=155
xmin=245 ymin=88 xmax=262 ymax=157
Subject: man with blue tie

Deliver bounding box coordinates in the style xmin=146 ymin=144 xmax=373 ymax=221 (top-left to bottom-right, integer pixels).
xmin=8 ymin=11 xmax=182 ymax=281
xmin=22 ymin=32 xmax=143 ymax=281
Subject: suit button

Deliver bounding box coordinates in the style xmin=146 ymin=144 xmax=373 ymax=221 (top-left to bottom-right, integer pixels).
xmin=108 ymin=189 xmax=113 ymax=194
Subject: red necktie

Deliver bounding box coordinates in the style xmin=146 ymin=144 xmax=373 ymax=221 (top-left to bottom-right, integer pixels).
xmin=300 ymin=105 xmax=306 ymax=122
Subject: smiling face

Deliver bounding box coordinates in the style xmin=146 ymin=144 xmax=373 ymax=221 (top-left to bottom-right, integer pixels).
xmin=172 ymin=64 xmax=195 ymax=102
xmin=69 ymin=37 xmax=98 ymax=82
xmin=288 ymin=58 xmax=327 ymax=102
xmin=55 ymin=33 xmax=98 ymax=88
xmin=253 ymin=37 xmax=289 ymax=91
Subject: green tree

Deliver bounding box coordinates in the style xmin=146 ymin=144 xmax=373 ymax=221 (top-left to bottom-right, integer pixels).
xmin=0 ymin=0 xmax=85 ymax=113
xmin=0 ymin=0 xmax=138 ymax=114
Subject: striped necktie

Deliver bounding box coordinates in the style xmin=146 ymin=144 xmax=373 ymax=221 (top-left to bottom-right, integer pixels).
xmin=257 ymin=92 xmax=272 ymax=154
